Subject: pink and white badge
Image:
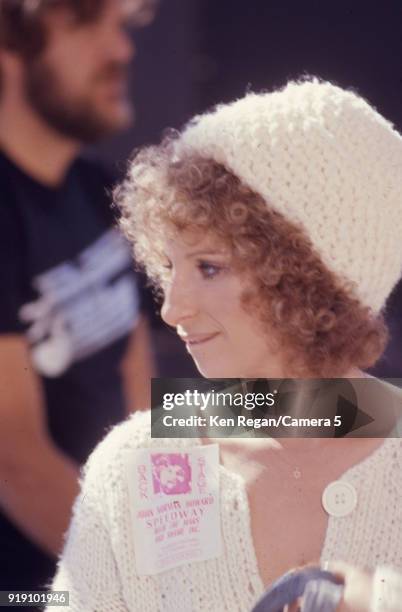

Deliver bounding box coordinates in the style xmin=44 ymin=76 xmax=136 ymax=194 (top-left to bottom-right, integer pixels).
xmin=126 ymin=444 xmax=222 ymax=575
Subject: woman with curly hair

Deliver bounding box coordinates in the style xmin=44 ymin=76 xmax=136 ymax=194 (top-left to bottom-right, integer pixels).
xmin=48 ymin=80 xmax=402 ymax=611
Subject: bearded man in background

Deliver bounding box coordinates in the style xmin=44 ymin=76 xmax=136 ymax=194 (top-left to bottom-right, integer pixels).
xmin=0 ymin=0 xmax=155 ymax=603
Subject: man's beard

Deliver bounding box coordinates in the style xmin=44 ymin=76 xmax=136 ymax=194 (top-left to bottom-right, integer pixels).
xmin=24 ymin=59 xmax=133 ymax=144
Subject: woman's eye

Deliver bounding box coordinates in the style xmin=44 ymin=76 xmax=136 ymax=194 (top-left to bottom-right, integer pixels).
xmin=160 ymin=261 xmax=172 ymax=275
xmin=198 ymin=261 xmax=223 ymax=279
xmin=158 ymin=263 xmax=172 ymax=285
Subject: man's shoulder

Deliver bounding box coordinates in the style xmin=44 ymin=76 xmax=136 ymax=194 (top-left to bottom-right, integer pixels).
xmin=0 ymin=171 xmax=24 ymax=248
xmin=74 ymin=156 xmax=121 ymax=224
xmin=0 ymin=153 xmax=18 ymax=203
xmin=74 ymin=156 xmax=119 ymax=193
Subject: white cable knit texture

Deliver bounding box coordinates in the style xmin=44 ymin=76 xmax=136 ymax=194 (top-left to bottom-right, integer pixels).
xmin=47 ymin=410 xmax=402 ymax=612
xmin=177 ymin=80 xmax=402 ymax=314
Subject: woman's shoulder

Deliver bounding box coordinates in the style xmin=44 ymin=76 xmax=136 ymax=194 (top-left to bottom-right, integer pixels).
xmin=102 ymin=409 xmax=153 ymax=453
xmin=82 ymin=410 xmax=151 ymax=473
xmin=80 ymin=410 xmax=196 ymax=492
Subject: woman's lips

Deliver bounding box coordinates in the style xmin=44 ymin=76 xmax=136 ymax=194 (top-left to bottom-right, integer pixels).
xmin=180 ymin=332 xmax=220 ymax=347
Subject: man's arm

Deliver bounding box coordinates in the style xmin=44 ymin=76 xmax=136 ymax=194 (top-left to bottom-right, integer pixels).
xmin=0 ymin=335 xmax=80 ymax=558
xmin=120 ymin=314 xmax=156 ymax=413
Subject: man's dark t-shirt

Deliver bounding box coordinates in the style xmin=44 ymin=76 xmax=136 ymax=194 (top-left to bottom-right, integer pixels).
xmin=0 ymin=151 xmax=142 ymax=596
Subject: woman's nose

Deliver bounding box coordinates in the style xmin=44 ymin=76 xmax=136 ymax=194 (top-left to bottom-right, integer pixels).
xmin=161 ymin=280 xmax=198 ymax=328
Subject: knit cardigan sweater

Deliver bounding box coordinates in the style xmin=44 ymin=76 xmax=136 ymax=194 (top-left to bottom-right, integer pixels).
xmin=48 ymin=411 xmax=402 ymax=612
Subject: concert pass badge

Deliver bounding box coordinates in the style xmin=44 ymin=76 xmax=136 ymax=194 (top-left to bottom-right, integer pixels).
xmin=126 ymin=444 xmax=222 ymax=575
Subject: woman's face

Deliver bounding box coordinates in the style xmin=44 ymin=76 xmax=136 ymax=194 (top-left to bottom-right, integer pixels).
xmin=160 ymin=231 xmax=286 ymax=378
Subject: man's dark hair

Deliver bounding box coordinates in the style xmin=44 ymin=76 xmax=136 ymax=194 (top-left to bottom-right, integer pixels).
xmin=0 ymin=1 xmax=109 ymax=57
xmin=0 ymin=0 xmax=154 ymax=57
xmin=0 ymin=0 xmax=155 ymax=96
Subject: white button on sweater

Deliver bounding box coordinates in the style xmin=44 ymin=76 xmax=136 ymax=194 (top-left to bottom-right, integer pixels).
xmin=48 ymin=411 xmax=402 ymax=612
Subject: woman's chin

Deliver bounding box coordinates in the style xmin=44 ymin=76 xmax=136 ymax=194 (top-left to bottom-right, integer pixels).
xmin=194 ymin=359 xmax=248 ymax=379
xmin=194 ymin=359 xmax=232 ymax=379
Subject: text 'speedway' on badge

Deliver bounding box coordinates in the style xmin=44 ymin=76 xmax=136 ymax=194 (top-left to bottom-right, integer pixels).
xmin=126 ymin=444 xmax=222 ymax=575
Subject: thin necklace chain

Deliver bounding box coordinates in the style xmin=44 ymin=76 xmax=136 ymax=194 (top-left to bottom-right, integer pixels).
xmin=272 ymin=439 xmax=339 ymax=480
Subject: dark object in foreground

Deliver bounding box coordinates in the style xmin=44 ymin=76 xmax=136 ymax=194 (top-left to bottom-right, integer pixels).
xmin=250 ymin=567 xmax=343 ymax=612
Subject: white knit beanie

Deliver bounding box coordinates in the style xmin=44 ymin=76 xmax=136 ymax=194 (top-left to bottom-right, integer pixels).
xmin=177 ymin=79 xmax=402 ymax=314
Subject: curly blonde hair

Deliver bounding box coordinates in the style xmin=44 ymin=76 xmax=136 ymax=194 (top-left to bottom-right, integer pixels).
xmin=116 ymin=135 xmax=388 ymax=377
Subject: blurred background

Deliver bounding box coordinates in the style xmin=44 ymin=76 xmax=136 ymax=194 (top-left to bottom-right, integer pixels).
xmin=96 ymin=0 xmax=402 ymax=378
